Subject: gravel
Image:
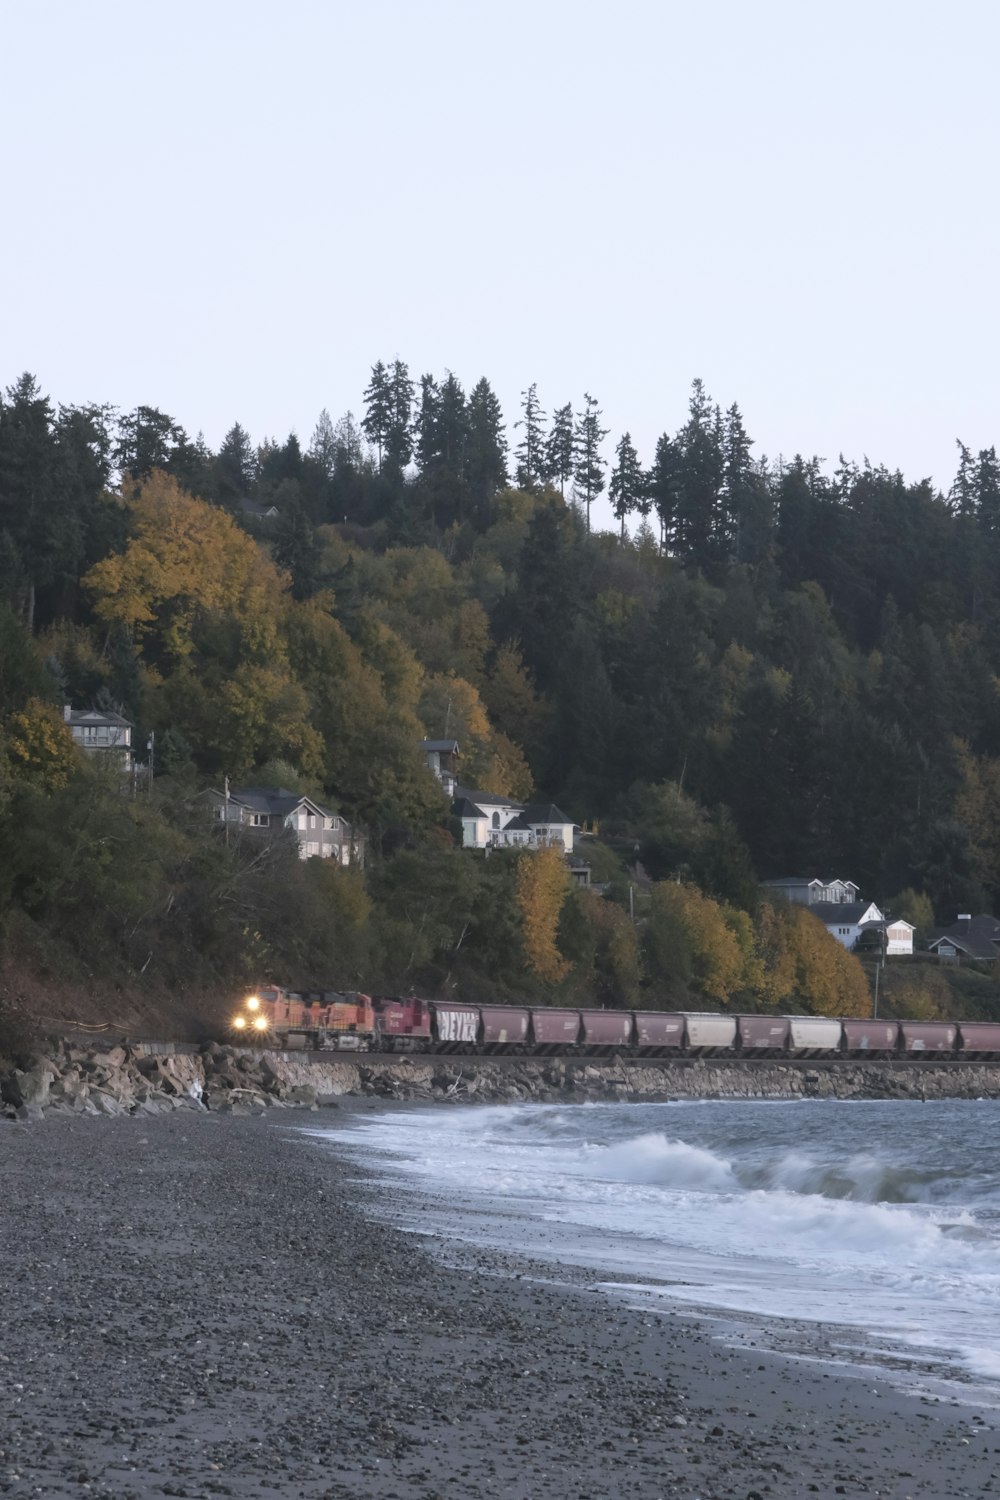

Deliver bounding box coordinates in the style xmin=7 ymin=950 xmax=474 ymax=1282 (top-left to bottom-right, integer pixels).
xmin=0 ymin=1107 xmax=996 ymax=1499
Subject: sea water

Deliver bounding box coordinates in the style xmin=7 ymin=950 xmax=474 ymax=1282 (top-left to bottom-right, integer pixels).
xmin=311 ymin=1098 xmax=1000 ymax=1402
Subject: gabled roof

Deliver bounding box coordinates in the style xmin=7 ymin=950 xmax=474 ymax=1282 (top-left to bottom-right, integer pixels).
xmin=454 ymin=786 xmax=522 ymax=807
xmin=452 ymin=797 xmax=484 ymax=819
xmin=503 ymin=815 xmax=532 ymax=832
xmin=806 ymin=901 xmax=883 ymax=925
xmin=928 ymin=914 xmax=1000 ymax=960
xmin=421 ymin=738 xmax=460 ymax=754
xmin=522 ymin=802 xmax=574 ymax=826
xmin=229 ymin=785 xmax=335 ymax=819
xmin=65 ymin=707 xmax=132 ymax=729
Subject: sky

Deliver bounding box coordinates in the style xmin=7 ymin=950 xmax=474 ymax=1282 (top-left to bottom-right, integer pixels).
xmin=3 ymin=0 xmax=999 ymax=528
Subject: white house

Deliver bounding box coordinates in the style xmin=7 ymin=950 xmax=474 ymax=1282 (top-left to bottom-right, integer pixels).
xmin=760 ymin=874 xmax=914 ymax=955
xmin=760 ymin=876 xmax=860 ymax=906
xmin=64 ymin=705 xmax=134 ymax=772
xmin=452 ymin=787 xmax=577 ymax=853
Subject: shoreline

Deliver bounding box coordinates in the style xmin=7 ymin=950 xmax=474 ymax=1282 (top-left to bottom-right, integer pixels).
xmin=0 ymin=1110 xmax=996 ymax=1499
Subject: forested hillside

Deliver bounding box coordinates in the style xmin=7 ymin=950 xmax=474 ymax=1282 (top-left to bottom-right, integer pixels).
xmin=3 ymin=365 xmax=1000 ymax=1032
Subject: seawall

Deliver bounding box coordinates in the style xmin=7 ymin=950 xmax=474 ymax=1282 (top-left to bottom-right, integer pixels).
xmin=3 ymin=1040 xmax=1000 ymax=1120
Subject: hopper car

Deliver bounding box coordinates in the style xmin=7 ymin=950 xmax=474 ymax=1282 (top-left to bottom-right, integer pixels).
xmin=228 ymin=989 xmax=1000 ymax=1061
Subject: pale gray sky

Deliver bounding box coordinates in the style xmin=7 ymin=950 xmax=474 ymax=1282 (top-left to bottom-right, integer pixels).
xmin=3 ymin=0 xmax=998 ymax=524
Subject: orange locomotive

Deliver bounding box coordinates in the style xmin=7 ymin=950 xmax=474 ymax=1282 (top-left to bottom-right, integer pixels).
xmin=231 ymin=987 xmax=377 ymax=1050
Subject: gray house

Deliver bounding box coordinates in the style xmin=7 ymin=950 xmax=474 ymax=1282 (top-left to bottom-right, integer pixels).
xmin=204 ymin=785 xmax=362 ymax=866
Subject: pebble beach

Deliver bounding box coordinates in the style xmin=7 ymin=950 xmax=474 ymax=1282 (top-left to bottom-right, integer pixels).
xmin=1 ymin=1108 xmax=997 ymax=1499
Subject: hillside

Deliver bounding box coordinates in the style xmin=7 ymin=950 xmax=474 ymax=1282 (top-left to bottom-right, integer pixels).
xmin=5 ymin=367 xmax=1000 ymax=1038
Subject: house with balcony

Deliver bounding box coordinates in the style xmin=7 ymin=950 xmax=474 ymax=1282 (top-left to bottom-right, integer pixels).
xmin=759 ymin=873 xmax=913 ymax=954
xmin=204 ymin=785 xmax=362 ymax=865
xmin=63 ymin=705 xmax=134 ymax=772
xmin=452 ymin=787 xmax=577 ymax=853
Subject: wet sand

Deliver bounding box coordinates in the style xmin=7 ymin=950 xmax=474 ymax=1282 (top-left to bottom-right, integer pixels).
xmin=0 ymin=1108 xmax=996 ymax=1499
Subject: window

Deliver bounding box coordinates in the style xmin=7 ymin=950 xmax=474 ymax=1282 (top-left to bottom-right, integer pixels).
xmin=492 ymin=812 xmax=501 ymax=829
xmin=305 ymin=841 xmax=319 ymax=856
xmin=213 ymin=806 xmax=223 ymax=821
xmin=308 ymin=813 xmax=316 ymax=829
xmin=251 ymin=813 xmax=269 ymax=827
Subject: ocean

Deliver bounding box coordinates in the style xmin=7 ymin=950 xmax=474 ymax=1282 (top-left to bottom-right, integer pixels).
xmin=311 ymin=1097 xmax=1000 ymax=1405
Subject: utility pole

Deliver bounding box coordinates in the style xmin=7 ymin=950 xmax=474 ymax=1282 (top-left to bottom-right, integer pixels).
xmin=224 ymin=775 xmax=230 ymax=848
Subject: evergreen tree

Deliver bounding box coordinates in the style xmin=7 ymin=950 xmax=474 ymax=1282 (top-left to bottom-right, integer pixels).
xmin=385 ymin=359 xmax=414 ymax=474
xmin=977 ymin=447 xmax=1000 ymax=536
xmin=514 ymin=383 xmax=546 ymax=491
xmin=608 ymin=432 xmax=645 ymax=541
xmin=464 ymin=377 xmax=508 ymax=520
xmin=414 ymin=373 xmax=440 ymax=474
xmin=950 ymin=440 xmax=977 ymax=518
xmin=0 ymin=374 xmax=70 ymax=630
xmin=673 ymin=378 xmax=724 ymax=569
xmin=215 ymin=422 xmax=256 ymax=504
xmin=436 ymin=371 xmax=467 ymax=471
xmin=573 ymin=392 xmax=608 ymax=531
xmin=114 ymin=406 xmax=185 ymax=480
xmin=544 ymin=402 xmax=574 ymax=496
xmin=362 ymin=361 xmax=392 ymax=470
xmin=308 ymin=409 xmax=338 ymax=477
xmin=648 ymin=431 xmax=678 ymax=551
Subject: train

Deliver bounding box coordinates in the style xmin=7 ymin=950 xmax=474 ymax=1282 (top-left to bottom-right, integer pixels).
xmin=229 ymin=987 xmax=1000 ymax=1060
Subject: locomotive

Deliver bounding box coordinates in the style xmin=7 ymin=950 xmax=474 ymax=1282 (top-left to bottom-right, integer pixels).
xmin=230 ymin=987 xmax=1000 ymax=1060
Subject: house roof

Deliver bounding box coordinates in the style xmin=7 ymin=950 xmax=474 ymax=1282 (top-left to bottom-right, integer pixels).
xmin=421 ymin=739 xmax=460 ymax=754
xmin=928 ymin=914 xmax=1000 ymax=959
xmin=454 ymin=786 xmax=521 ymax=807
xmin=65 ymin=706 xmax=132 ymax=728
xmin=229 ymin=785 xmax=335 ymax=819
xmin=239 ymin=499 xmax=278 ymax=518
xmin=503 ymin=815 xmax=531 ymax=832
xmin=522 ymin=802 xmax=574 ymax=826
xmin=452 ymin=797 xmax=484 ymax=819
xmin=806 ymin=901 xmax=883 ymax=925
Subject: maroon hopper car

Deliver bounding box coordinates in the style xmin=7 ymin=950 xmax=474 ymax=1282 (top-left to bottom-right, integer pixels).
xmin=579 ymin=1011 xmax=635 ymax=1048
xmin=479 ymin=1006 xmax=531 ymax=1046
xmin=633 ymin=1012 xmax=685 ymax=1051
xmin=899 ymin=1021 xmax=957 ymax=1054
xmin=531 ymin=1008 xmax=583 ymax=1047
xmin=956 ymin=1022 xmax=1000 ymax=1058
xmin=842 ymin=1020 xmax=900 ymax=1056
xmin=737 ymin=1015 xmax=790 ymax=1053
xmin=431 ymin=1003 xmax=480 ymax=1049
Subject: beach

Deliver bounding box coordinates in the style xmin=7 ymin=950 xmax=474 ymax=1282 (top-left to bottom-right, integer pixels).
xmin=0 ymin=1108 xmax=996 ymax=1499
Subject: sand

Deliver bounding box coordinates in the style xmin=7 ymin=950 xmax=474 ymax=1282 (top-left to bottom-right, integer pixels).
xmin=0 ymin=1107 xmax=996 ymax=1499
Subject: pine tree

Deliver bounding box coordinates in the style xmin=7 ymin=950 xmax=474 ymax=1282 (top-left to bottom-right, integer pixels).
xmin=114 ymin=406 xmax=185 ymax=480
xmin=385 ymin=359 xmax=414 ymax=473
xmin=215 ymin=422 xmax=256 ymax=504
xmin=608 ymin=432 xmax=645 ymax=541
xmin=573 ymin=392 xmax=608 ymax=531
xmin=465 ymin=377 xmax=508 ymax=519
xmin=544 ymin=402 xmax=574 ymax=496
xmin=436 ymin=371 xmax=467 ymax=470
xmin=950 ymin=440 xmax=977 ymax=519
xmin=308 ymin=409 xmax=338 ymax=477
xmin=648 ymin=432 xmax=677 ymax=552
xmin=673 ymin=379 xmax=724 ymax=568
xmin=362 ymin=361 xmax=392 ymax=470
xmin=514 ymin=383 xmax=546 ymax=491
xmin=977 ymin=447 xmax=1000 ymax=536
xmin=414 ymin=374 xmax=440 ymax=474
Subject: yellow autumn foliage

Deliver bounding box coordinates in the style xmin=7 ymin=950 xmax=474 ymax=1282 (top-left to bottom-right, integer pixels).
xmin=6 ymin=699 xmax=79 ymax=791
xmin=517 ymin=846 xmax=572 ymax=984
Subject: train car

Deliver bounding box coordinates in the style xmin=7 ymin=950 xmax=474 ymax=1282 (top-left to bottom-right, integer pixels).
xmin=841 ymin=1020 xmax=900 ymax=1057
xmin=579 ymin=1010 xmax=634 ymax=1050
xmin=956 ymin=1021 xmax=1000 ymax=1058
xmin=899 ymin=1021 xmax=957 ymax=1055
xmin=318 ymin=992 xmax=377 ymax=1050
xmin=480 ymin=1006 xmax=530 ymax=1049
xmin=787 ymin=1016 xmax=843 ymax=1056
xmin=633 ymin=1012 xmax=685 ymax=1054
xmin=736 ymin=1015 xmax=790 ymax=1054
xmin=681 ymin=1013 xmax=738 ymax=1053
xmin=374 ymin=996 xmax=433 ymax=1051
xmin=431 ymin=1002 xmax=480 ymax=1052
xmin=530 ymin=1008 xmax=582 ymax=1049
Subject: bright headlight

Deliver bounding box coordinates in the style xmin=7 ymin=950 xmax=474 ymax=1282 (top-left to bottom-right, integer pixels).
xmin=232 ymin=1016 xmax=247 ymax=1030
xmin=246 ymin=995 xmax=261 ymax=1011
xmin=253 ymin=1016 xmax=269 ymax=1031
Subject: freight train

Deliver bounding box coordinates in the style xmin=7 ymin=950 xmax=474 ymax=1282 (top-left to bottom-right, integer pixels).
xmin=230 ymin=987 xmax=1000 ymax=1060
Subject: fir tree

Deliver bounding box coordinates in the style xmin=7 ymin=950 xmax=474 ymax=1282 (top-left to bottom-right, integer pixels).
xmin=362 ymin=361 xmax=392 ymax=470
xmin=648 ymin=432 xmax=677 ymax=551
xmin=544 ymin=402 xmax=574 ymax=496
xmin=465 ymin=377 xmax=508 ymax=519
xmin=573 ymin=393 xmax=608 ymax=531
xmin=514 ymin=383 xmax=546 ymax=490
xmin=608 ymin=432 xmax=645 ymax=541
xmin=385 ymin=359 xmax=414 ymax=474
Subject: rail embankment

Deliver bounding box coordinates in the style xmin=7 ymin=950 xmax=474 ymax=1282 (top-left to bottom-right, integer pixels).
xmin=2 ymin=1039 xmax=1000 ymax=1120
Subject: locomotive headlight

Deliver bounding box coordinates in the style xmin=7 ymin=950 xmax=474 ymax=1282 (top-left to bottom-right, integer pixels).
xmin=253 ymin=1015 xmax=269 ymax=1031
xmin=232 ymin=1016 xmax=247 ymax=1030
xmin=246 ymin=995 xmax=261 ymax=1011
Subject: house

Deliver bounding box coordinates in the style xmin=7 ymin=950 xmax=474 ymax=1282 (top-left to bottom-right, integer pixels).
xmin=759 ymin=873 xmax=914 ymax=954
xmin=760 ymin=876 xmax=860 ymax=906
xmin=421 ymin=739 xmax=460 ymax=798
xmin=204 ymin=785 xmax=361 ymax=865
xmin=453 ymin=787 xmax=577 ymax=853
xmin=239 ymin=499 xmax=279 ymax=520
xmin=64 ymin=705 xmax=134 ymax=772
xmin=927 ymin=914 xmax=1000 ymax=964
